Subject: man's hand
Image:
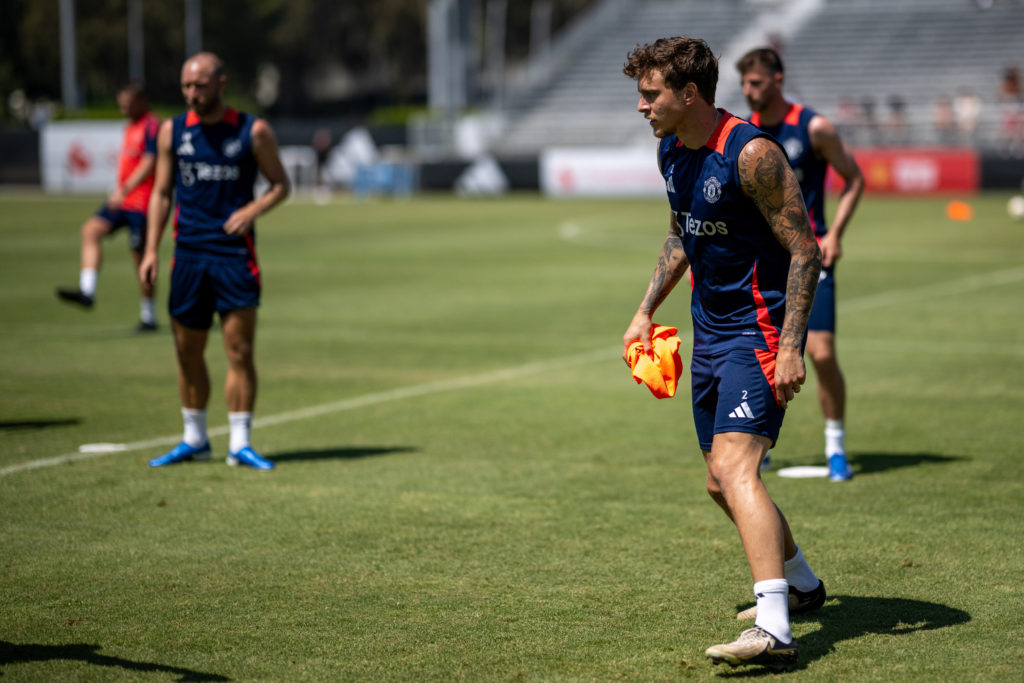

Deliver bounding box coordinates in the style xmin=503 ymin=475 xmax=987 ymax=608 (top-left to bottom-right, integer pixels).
xmin=773 ymin=346 xmax=807 ymax=409
xmin=819 ymin=231 xmax=842 ymax=268
xmin=223 ymin=206 xmax=257 ymax=235
xmin=107 ymin=186 xmax=125 ymax=210
xmin=622 ymin=312 xmax=654 ymax=365
xmin=139 ymin=251 xmax=159 ymax=288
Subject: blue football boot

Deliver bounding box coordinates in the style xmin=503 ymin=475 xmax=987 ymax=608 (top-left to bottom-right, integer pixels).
xmin=226 ymin=446 xmax=275 ymax=470
xmin=149 ymin=441 xmax=211 ymax=467
xmin=828 ymin=453 xmax=853 ymax=482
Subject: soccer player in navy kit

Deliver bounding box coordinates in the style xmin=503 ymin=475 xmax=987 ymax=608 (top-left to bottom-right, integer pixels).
xmin=140 ymin=52 xmax=290 ymax=470
xmin=622 ymin=37 xmax=824 ymax=667
xmin=737 ymin=48 xmax=864 ymax=482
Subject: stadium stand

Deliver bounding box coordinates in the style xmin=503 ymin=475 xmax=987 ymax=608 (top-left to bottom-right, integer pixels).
xmin=495 ymin=0 xmax=761 ymax=152
xmin=493 ymin=0 xmax=1024 ymax=153
xmin=783 ymin=0 xmax=1024 ymax=148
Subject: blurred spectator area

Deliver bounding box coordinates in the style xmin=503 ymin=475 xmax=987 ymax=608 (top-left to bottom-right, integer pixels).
xmin=780 ymin=0 xmax=1024 ymax=150
xmin=6 ymin=0 xmax=1024 ymax=193
xmin=488 ymin=0 xmax=1024 ymax=153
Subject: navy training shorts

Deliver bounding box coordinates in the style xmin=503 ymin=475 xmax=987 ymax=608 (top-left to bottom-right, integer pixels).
xmin=168 ymin=252 xmax=261 ymax=330
xmin=96 ymin=204 xmax=147 ymax=252
xmin=807 ymin=265 xmax=835 ymax=333
xmin=690 ymin=346 xmax=786 ymax=452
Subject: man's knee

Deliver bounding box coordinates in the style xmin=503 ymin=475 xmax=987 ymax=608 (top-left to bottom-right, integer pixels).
xmin=222 ymin=329 xmax=255 ymax=367
xmin=224 ymin=337 xmax=254 ymax=367
xmin=706 ymin=483 xmax=727 ymax=508
xmin=806 ymin=332 xmax=837 ymax=365
xmin=705 ymin=467 xmax=722 ymax=495
xmin=221 ymin=309 xmax=257 ymax=366
xmin=82 ymin=217 xmax=111 ymax=241
xmin=707 ymin=437 xmax=768 ymax=491
xmin=173 ymin=325 xmax=208 ymax=364
xmin=706 ymin=454 xmax=744 ymax=501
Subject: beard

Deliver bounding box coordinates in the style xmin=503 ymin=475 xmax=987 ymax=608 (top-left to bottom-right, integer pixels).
xmin=189 ymin=96 xmax=220 ymax=117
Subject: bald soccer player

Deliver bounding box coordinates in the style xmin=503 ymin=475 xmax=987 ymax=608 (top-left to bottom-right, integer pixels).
xmin=140 ymin=53 xmax=290 ymax=470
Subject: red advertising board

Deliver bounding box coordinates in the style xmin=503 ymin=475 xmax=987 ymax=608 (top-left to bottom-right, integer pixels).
xmin=828 ymin=148 xmax=979 ymax=194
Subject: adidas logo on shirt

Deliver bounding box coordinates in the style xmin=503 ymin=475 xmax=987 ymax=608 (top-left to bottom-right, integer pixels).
xmin=729 ymin=401 xmax=755 ymax=419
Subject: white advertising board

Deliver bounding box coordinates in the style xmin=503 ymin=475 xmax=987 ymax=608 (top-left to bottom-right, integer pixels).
xmin=40 ymin=121 xmax=124 ymax=193
xmin=540 ymin=146 xmax=665 ymax=197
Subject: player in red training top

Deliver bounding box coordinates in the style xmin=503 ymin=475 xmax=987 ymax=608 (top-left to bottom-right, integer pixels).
xmin=737 ymin=48 xmax=864 ymax=482
xmin=57 ymin=83 xmax=162 ymax=332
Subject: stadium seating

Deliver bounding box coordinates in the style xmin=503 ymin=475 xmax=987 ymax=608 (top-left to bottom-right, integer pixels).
xmin=493 ymin=0 xmax=1024 ymax=153
xmin=495 ymin=0 xmax=760 ymax=152
xmin=783 ymin=0 xmax=1024 ymax=147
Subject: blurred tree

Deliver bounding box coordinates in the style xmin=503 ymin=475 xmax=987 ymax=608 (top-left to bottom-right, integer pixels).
xmin=266 ymin=0 xmax=431 ymax=115
xmin=0 ymin=0 xmax=596 ymax=119
xmin=201 ymin=0 xmax=288 ymax=103
xmin=2 ymin=0 xmax=60 ymax=104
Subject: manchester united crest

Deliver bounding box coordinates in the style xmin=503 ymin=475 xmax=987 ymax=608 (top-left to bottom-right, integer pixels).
xmin=703 ymin=176 xmax=722 ymax=203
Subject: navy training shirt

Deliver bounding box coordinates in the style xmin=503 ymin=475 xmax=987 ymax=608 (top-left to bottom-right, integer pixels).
xmin=171 ymin=107 xmax=260 ymax=257
xmin=658 ymin=110 xmax=791 ymax=356
xmin=750 ymin=103 xmax=829 ymax=238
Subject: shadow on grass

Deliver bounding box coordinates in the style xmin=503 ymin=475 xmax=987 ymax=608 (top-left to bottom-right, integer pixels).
xmin=0 ymin=640 xmax=230 ymax=681
xmin=70 ymin=325 xmax=171 ymax=340
xmin=775 ymin=452 xmax=967 ymax=476
xmin=0 ymin=419 xmax=81 ymax=432
xmin=716 ymin=595 xmax=971 ymax=677
xmin=270 ymin=445 xmax=418 ymax=463
xmin=849 ymin=452 xmax=968 ymax=475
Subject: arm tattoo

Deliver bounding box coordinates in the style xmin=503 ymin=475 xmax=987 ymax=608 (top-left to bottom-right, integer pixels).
xmin=640 ymin=216 xmax=689 ymax=315
xmin=739 ymin=138 xmax=822 ymax=348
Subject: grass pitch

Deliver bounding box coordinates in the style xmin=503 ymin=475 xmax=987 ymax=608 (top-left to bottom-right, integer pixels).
xmin=1 ymin=191 xmax=1022 ymax=680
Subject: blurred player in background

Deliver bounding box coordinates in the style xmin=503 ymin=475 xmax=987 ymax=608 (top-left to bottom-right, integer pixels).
xmin=140 ymin=52 xmax=290 ymax=470
xmin=622 ymin=36 xmax=825 ymax=668
xmin=57 ymin=83 xmax=161 ymax=331
xmin=737 ymin=47 xmax=864 ymax=482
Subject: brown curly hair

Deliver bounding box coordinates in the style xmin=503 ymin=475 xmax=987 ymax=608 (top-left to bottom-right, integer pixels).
xmin=623 ymin=36 xmax=718 ymax=105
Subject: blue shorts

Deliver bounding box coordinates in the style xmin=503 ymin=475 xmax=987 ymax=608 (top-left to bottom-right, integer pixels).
xmin=97 ymin=204 xmax=147 ymax=252
xmin=169 ymin=251 xmax=261 ymax=330
xmin=691 ymin=347 xmax=786 ymax=451
xmin=807 ymin=266 xmax=835 ymax=332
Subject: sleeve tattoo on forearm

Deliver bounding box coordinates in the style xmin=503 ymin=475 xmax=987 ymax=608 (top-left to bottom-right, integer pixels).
xmin=739 ymin=139 xmax=822 ymax=348
xmin=641 ymin=228 xmax=688 ymax=314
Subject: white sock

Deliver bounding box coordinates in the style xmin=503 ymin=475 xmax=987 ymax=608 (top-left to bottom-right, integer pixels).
xmin=825 ymin=418 xmax=845 ymax=457
xmin=140 ymin=297 xmax=156 ymax=325
xmin=228 ymin=412 xmax=252 ymax=453
xmin=753 ymin=579 xmax=793 ymax=643
xmin=80 ymin=268 xmax=98 ymax=297
xmin=784 ymin=546 xmax=820 ymax=593
xmin=181 ymin=408 xmax=208 ymax=448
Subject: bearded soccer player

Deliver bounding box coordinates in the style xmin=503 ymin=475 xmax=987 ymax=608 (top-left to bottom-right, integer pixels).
xmin=57 ymin=83 xmax=161 ymax=331
xmin=737 ymin=47 xmax=864 ymax=482
xmin=621 ymin=37 xmax=825 ymax=668
xmin=140 ymin=52 xmax=290 ymax=470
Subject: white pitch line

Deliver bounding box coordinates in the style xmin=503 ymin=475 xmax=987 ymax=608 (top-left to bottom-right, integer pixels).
xmin=0 ymin=347 xmax=615 ymax=477
xmin=840 ymin=265 xmax=1024 ymax=313
xmin=7 ymin=264 xmax=1022 ymax=478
